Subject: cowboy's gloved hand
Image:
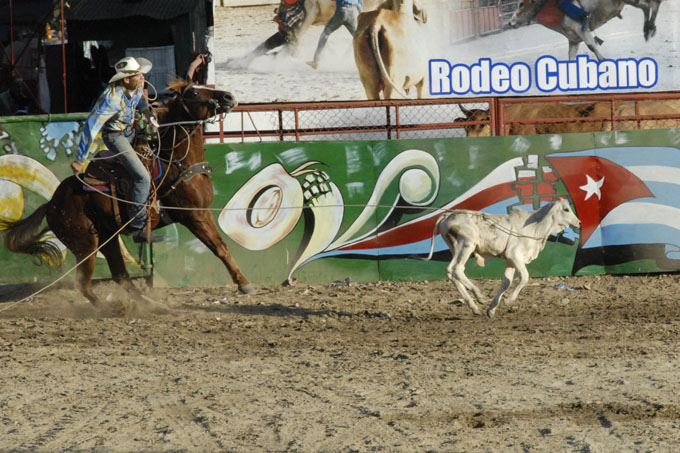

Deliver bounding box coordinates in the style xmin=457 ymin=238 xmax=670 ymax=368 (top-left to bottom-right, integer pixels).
xmin=139 ymin=106 xmax=159 ymax=133
xmin=141 ymin=106 xmax=159 ymax=127
xmin=71 ymin=161 xmax=84 ymax=175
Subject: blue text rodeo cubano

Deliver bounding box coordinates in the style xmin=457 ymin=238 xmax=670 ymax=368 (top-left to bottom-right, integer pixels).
xmin=429 ymin=55 xmax=658 ymax=95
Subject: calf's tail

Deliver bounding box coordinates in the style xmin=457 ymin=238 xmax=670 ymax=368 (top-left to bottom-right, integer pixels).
xmin=416 ymin=212 xmax=449 ymax=261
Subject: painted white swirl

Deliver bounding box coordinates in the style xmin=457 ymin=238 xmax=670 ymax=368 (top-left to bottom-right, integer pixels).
xmin=287 ymin=179 xmax=344 ymax=280
xmin=0 ymin=155 xmax=67 ymax=261
xmin=0 ymin=154 xmax=60 ymax=200
xmin=327 ymin=149 xmax=439 ymax=250
xmin=399 ymin=168 xmax=434 ymax=204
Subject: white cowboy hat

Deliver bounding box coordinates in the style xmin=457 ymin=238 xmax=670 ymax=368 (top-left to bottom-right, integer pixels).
xmin=108 ymin=56 xmax=152 ymax=83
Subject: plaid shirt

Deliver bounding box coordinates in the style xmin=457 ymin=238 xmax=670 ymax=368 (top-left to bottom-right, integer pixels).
xmin=76 ymin=83 xmax=148 ymax=162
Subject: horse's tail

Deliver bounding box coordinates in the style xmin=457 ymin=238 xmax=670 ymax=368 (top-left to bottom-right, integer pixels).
xmin=1 ymin=203 xmax=63 ymax=267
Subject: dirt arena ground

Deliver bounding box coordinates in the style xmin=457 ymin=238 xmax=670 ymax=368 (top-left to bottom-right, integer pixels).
xmin=1 ymin=273 xmax=679 ymax=451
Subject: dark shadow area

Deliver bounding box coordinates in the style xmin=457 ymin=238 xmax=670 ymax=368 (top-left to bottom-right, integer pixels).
xmin=184 ymin=302 xmax=385 ymax=320
xmin=0 ymin=282 xmax=52 ymax=303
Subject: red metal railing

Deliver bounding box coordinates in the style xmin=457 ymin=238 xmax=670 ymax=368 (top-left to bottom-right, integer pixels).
xmin=204 ymin=91 xmax=680 ymax=143
xmin=206 ymin=98 xmax=496 ymax=143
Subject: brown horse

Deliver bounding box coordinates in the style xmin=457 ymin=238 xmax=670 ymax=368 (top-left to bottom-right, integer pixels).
xmin=1 ymin=79 xmax=253 ymax=304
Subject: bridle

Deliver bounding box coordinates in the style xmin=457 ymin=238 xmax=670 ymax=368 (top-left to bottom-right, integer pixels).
xmin=148 ymin=82 xmax=233 ymax=197
xmin=155 ymin=83 xmax=233 ymax=160
xmin=176 ymin=83 xmax=225 ymax=121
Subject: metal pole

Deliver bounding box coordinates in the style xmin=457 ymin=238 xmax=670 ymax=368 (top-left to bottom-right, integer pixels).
xmin=61 ymin=0 xmax=68 ymax=112
xmin=9 ymin=0 xmax=15 ymax=70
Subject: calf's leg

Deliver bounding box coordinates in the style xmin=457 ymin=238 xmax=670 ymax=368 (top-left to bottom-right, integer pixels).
xmin=506 ymin=261 xmax=530 ymax=304
xmin=447 ymin=242 xmax=485 ymax=316
xmin=487 ymin=265 xmax=515 ymax=318
xmin=415 ymin=79 xmax=425 ymax=99
xmin=449 ymin=241 xmax=487 ymax=304
xmin=447 ymin=259 xmax=482 ymax=315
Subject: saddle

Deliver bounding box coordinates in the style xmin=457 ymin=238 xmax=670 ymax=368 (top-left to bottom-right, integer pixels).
xmin=81 ymin=148 xmax=164 ymax=227
xmin=82 ymin=149 xmax=163 ymax=195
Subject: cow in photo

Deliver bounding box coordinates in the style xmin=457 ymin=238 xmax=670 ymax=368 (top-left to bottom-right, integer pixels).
xmin=353 ymin=0 xmax=428 ymax=99
xmin=509 ymin=0 xmax=624 ymax=60
xmin=422 ymin=199 xmax=581 ymax=318
xmin=455 ymin=102 xmax=619 ymax=137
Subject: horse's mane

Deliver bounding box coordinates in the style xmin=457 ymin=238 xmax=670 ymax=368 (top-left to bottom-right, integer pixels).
xmin=165 ymin=78 xmax=190 ymax=94
xmin=151 ymin=78 xmax=190 ymax=120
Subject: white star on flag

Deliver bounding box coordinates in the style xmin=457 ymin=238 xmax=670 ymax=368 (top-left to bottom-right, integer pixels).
xmin=579 ymin=174 xmax=604 ymax=200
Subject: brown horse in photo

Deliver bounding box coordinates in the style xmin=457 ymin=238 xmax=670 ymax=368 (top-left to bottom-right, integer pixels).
xmin=1 ymin=79 xmax=253 ymax=304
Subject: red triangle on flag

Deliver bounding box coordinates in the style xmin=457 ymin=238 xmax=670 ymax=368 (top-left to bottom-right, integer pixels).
xmin=547 ymin=155 xmax=654 ymax=244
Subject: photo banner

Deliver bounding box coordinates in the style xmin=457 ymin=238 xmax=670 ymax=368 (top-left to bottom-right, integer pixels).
xmin=214 ymin=0 xmax=678 ymax=103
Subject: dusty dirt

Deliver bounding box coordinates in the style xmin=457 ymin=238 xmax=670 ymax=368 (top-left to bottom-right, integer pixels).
xmin=1 ymin=273 xmax=679 ymax=451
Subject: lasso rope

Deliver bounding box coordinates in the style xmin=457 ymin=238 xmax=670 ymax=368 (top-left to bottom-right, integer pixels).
xmin=1 ymin=202 xmax=566 ymax=311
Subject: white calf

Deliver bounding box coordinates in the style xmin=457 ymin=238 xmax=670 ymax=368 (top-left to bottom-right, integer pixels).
xmin=424 ymin=198 xmax=581 ymax=318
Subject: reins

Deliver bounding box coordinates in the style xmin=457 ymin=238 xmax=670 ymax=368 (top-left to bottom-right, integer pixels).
xmin=79 ymin=80 xmax=223 ymax=210
xmin=154 ymin=83 xmax=225 ymax=161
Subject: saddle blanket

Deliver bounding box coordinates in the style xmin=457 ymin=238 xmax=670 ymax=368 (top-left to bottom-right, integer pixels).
xmin=82 ymin=150 xmax=163 ymax=193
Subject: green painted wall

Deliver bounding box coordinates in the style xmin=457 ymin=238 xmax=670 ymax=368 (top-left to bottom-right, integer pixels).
xmin=0 ymin=114 xmax=151 ymax=285
xmin=3 ymin=113 xmax=680 ymax=288
xmin=154 ymin=129 xmax=680 ymax=286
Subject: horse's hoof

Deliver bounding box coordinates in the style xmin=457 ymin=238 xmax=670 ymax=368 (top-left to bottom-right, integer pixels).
xmin=84 ymin=293 xmax=100 ymax=307
xmin=472 ymin=308 xmax=483 ymax=316
xmin=238 ymin=284 xmax=255 ymax=295
xmin=487 ymin=309 xmax=496 ymax=319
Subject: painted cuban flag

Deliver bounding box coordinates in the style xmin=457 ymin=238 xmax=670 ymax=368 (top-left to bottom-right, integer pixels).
xmin=547 ymin=146 xmax=680 ymax=271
